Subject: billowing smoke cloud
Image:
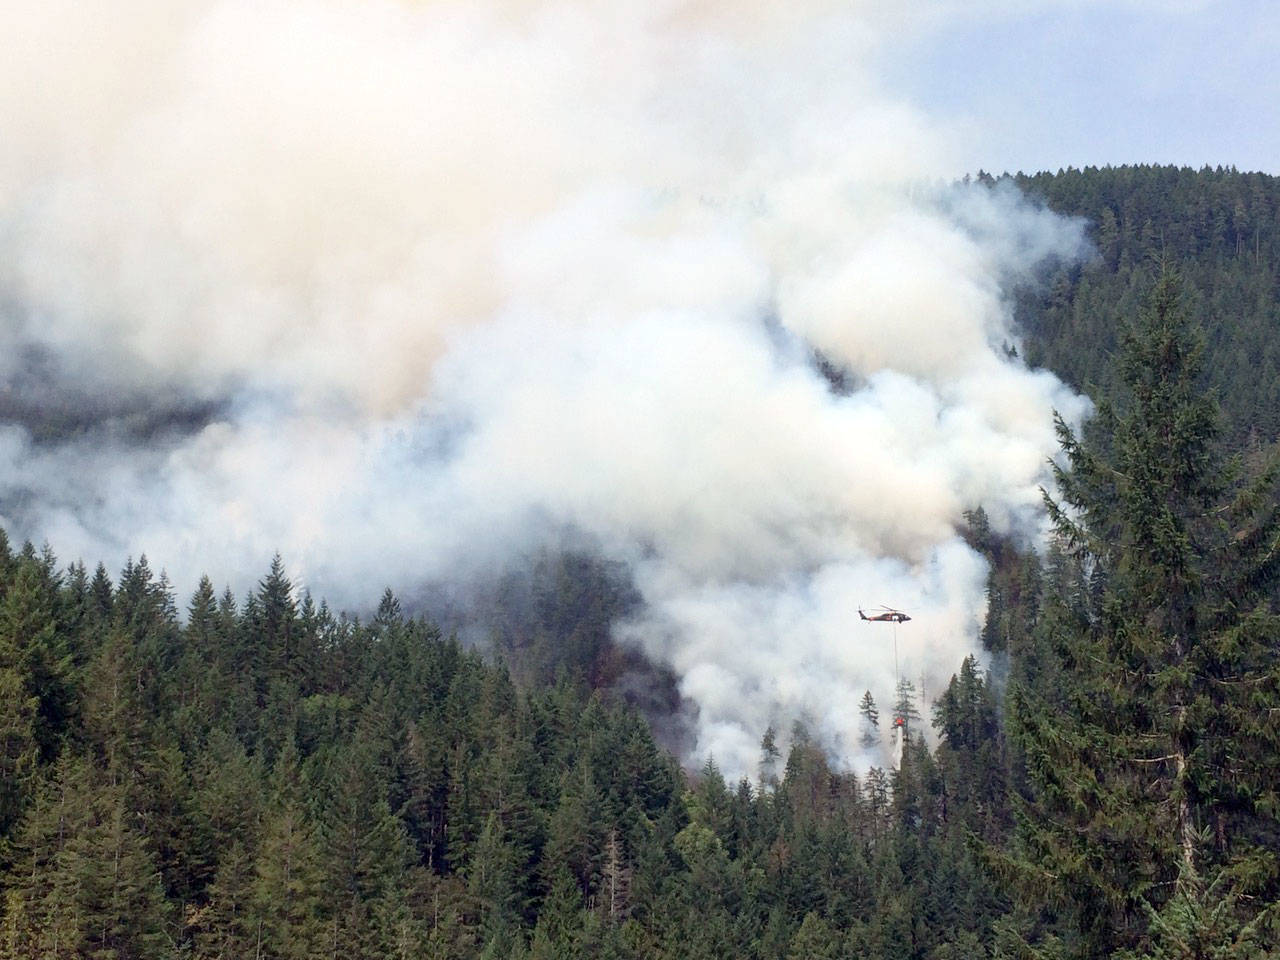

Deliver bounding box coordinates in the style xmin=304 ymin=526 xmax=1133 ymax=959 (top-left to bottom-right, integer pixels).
xmin=1 ymin=0 xmax=1090 ymax=775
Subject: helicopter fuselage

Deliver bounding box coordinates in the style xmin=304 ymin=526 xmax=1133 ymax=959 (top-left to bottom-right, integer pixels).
xmin=859 ymin=609 xmax=911 ymax=623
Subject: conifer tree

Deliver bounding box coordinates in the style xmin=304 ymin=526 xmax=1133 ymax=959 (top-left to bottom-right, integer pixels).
xmin=1 ymin=756 xmax=172 ymax=960
xmin=858 ymin=690 xmax=880 ymax=750
xmin=250 ymin=738 xmax=325 ymax=959
xmin=0 ymin=664 xmax=37 ymax=838
xmin=788 ymin=911 xmax=842 ymax=960
xmin=468 ymin=811 xmax=524 ymax=948
xmin=544 ymin=759 xmax=605 ymax=896
xmin=89 ymin=562 xmax=114 ymax=626
xmin=932 ymin=656 xmax=1008 ymax=840
xmin=1008 ymin=272 xmax=1280 ymax=956
xmin=0 ymin=554 xmax=73 ymax=761
xmin=864 ymin=767 xmax=891 ymax=838
xmin=197 ymin=839 xmax=259 ymax=959
xmin=892 ymin=677 xmax=922 ymax=743
xmin=758 ymin=724 xmax=781 ymax=793
xmin=252 ymin=555 xmax=300 ymax=691
xmin=530 ymin=862 xmax=585 ymax=955
xmin=397 ymin=719 xmax=450 ymax=871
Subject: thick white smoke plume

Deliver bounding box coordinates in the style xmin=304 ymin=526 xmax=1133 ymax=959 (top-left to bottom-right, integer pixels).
xmin=1 ymin=0 xmax=1090 ymax=775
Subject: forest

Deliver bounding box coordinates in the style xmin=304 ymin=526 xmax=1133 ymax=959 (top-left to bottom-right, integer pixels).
xmin=1 ymin=165 xmax=1279 ymax=959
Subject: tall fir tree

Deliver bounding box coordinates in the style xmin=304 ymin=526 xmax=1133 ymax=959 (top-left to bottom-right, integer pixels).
xmin=1006 ymin=271 xmax=1280 ymax=957
xmin=1 ymin=756 xmax=172 ymax=960
xmin=0 ymin=553 xmax=74 ymax=763
xmin=858 ymin=690 xmax=881 ymax=750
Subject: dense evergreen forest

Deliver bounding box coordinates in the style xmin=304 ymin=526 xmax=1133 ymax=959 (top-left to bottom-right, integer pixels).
xmin=1012 ymin=164 xmax=1280 ymax=446
xmin=2 ymin=166 xmax=1280 ymax=958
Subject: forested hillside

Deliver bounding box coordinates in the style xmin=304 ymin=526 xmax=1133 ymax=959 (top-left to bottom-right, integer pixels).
xmin=2 ymin=168 xmax=1280 ymax=959
xmin=1013 ymin=165 xmax=1280 ymax=445
xmin=0 ymin=543 xmax=1009 ymax=958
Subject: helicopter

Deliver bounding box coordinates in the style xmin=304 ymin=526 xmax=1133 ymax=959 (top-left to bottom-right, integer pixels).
xmin=858 ymin=606 xmax=911 ymax=623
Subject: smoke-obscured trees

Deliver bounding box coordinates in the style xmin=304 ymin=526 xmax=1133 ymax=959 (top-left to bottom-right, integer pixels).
xmin=893 ymin=678 xmax=923 ymax=743
xmin=858 ymin=691 xmax=880 ymax=750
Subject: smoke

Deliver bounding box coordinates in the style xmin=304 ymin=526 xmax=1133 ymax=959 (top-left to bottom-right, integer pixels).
xmin=0 ymin=0 xmax=1090 ymax=775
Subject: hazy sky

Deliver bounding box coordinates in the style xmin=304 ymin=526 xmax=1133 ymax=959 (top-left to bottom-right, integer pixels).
xmin=889 ymin=0 xmax=1279 ymax=176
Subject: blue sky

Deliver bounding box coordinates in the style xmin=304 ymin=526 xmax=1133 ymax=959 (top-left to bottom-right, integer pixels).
xmin=885 ymin=1 xmax=1279 ymax=176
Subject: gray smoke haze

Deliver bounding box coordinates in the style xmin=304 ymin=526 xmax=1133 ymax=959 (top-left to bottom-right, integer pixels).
xmin=1 ymin=0 xmax=1091 ymax=775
